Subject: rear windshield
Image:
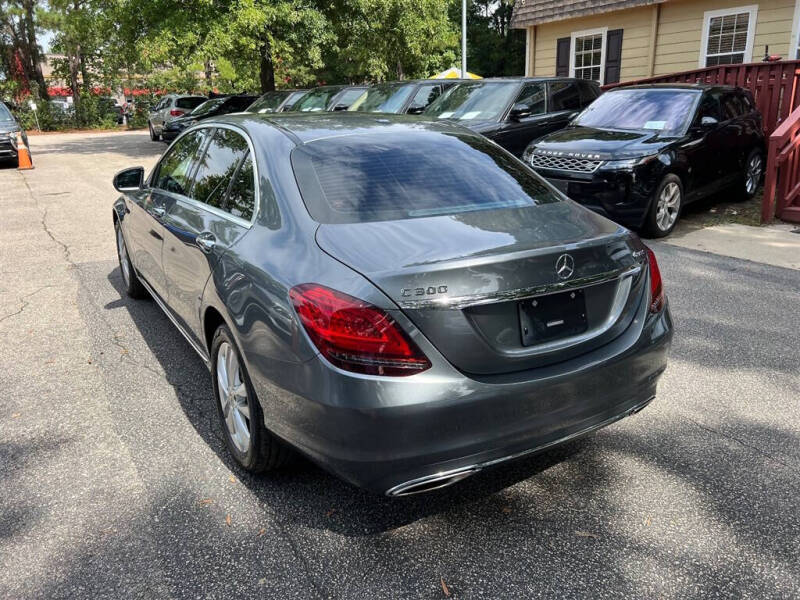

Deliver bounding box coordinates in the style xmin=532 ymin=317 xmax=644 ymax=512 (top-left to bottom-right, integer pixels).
xmin=190 ymin=98 xmax=225 ymax=116
xmin=176 ymin=97 xmax=206 ymax=110
xmin=223 ymin=96 xmax=256 ymax=112
xmin=574 ymin=89 xmax=699 ymax=133
xmin=291 ymin=131 xmax=560 ymax=224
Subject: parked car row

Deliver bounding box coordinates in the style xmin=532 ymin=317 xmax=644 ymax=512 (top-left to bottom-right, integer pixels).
xmin=145 ymin=78 xmax=765 ymax=238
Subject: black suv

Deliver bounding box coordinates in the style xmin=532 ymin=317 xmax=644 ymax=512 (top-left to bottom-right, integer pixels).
xmin=161 ymin=94 xmax=258 ymax=142
xmin=524 ymin=84 xmax=765 ymax=237
xmin=423 ymin=77 xmax=600 ymax=157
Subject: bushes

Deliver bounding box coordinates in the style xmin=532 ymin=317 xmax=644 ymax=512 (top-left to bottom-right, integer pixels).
xmin=11 ymin=91 xmax=122 ymax=132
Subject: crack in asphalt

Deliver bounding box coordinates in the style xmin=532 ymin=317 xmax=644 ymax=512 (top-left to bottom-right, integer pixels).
xmin=0 ymin=285 xmax=57 ymax=324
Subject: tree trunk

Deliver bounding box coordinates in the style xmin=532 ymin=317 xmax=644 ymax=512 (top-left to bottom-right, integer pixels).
xmin=259 ymin=41 xmax=275 ymax=92
xmin=79 ymin=52 xmax=90 ymax=91
xmin=22 ymin=0 xmax=48 ymax=100
xmin=396 ymin=60 xmax=404 ymax=80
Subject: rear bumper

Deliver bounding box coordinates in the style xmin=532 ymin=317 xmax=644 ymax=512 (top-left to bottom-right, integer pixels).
xmin=161 ymin=129 xmax=180 ymax=141
xmin=253 ymin=297 xmax=673 ymax=495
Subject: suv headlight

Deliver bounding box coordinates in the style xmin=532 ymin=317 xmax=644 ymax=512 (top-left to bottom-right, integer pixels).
xmin=601 ymin=154 xmax=659 ymax=170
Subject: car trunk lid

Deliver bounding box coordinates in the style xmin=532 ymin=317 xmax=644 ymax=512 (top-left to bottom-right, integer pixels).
xmin=315 ymin=202 xmax=648 ymax=375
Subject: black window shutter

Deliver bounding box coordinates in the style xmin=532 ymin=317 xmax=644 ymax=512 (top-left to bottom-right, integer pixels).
xmin=604 ymin=29 xmax=624 ymax=84
xmin=556 ymin=37 xmax=570 ymax=77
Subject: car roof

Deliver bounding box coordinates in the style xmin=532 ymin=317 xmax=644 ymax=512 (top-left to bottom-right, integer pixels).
xmin=479 ymin=76 xmax=596 ymax=84
xmin=610 ymin=83 xmax=738 ymax=92
xmin=207 ymin=112 xmax=477 ymax=145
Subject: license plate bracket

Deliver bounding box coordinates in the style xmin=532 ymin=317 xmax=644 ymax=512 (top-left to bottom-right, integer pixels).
xmin=519 ymin=289 xmax=588 ymax=346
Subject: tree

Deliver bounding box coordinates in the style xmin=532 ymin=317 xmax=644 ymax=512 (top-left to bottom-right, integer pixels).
xmin=0 ymin=0 xmax=49 ymax=99
xmin=459 ymin=0 xmax=525 ymax=78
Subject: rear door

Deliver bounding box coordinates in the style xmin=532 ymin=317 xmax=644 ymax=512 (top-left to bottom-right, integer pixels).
xmin=127 ymin=130 xmax=206 ymax=298
xmin=160 ymin=126 xmax=255 ymax=343
xmin=492 ymin=81 xmax=548 ymax=157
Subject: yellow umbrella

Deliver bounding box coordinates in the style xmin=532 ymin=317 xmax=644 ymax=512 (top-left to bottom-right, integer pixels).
xmin=432 ymin=68 xmax=482 ymax=79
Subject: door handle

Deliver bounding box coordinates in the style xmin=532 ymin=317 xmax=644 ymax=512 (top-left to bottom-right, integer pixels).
xmin=195 ymin=231 xmax=216 ymax=253
xmin=151 ymin=206 xmax=166 ymax=219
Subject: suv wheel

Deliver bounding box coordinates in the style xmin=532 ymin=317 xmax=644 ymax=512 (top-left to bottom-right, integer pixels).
xmin=210 ymin=325 xmax=291 ymax=472
xmin=742 ymin=149 xmax=763 ymax=199
xmin=644 ymin=174 xmax=683 ymax=238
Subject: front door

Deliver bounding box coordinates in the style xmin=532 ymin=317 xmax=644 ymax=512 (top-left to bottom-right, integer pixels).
xmin=492 ymin=81 xmax=549 ymax=157
xmin=161 ymin=126 xmax=254 ymax=345
xmin=683 ymin=91 xmax=726 ymax=198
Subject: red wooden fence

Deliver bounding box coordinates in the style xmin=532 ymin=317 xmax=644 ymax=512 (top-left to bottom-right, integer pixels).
xmin=762 ymin=105 xmax=800 ymax=223
xmin=604 ymin=61 xmax=800 ymax=221
xmin=603 ymin=60 xmax=800 ymax=137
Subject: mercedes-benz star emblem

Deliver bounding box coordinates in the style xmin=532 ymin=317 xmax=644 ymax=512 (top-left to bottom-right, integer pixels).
xmin=555 ymin=253 xmax=575 ymax=280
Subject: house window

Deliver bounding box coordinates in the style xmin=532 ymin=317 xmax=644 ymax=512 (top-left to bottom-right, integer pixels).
xmin=701 ymin=5 xmax=758 ymax=67
xmin=570 ymin=28 xmax=606 ymax=84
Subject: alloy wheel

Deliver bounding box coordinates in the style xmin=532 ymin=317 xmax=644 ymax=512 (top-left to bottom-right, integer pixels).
xmin=116 ymin=226 xmax=131 ymax=287
xmin=746 ymin=154 xmax=762 ymax=195
xmin=656 ymin=182 xmax=681 ymax=232
xmin=216 ymin=341 xmax=251 ymax=453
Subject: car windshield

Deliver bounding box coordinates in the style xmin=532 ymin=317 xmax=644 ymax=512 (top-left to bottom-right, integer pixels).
xmin=574 ymin=89 xmax=700 ymax=133
xmin=423 ymin=82 xmax=518 ymax=122
xmin=248 ymin=92 xmax=290 ymax=112
xmin=291 ymin=130 xmax=560 ymax=224
xmin=291 ymin=88 xmax=342 ymax=112
xmin=281 ymin=91 xmax=306 ymax=111
xmin=0 ymin=102 xmax=14 ymax=120
xmin=348 ymin=83 xmax=415 ymax=113
xmin=190 ymin=98 xmax=226 ymax=116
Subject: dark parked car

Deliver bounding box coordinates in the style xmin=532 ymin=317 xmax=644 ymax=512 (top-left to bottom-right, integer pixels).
xmin=247 ymin=90 xmax=307 ymax=113
xmin=423 ymin=77 xmax=600 ymax=157
xmin=98 ymin=97 xmax=124 ymax=124
xmin=0 ymin=101 xmax=27 ymax=165
xmin=347 ymin=80 xmax=461 ymax=114
xmin=111 ymin=113 xmax=672 ymax=495
xmin=524 ymin=84 xmax=765 ymax=237
xmin=148 ymin=94 xmax=207 ymax=141
xmin=161 ymin=94 xmax=258 ymax=142
xmin=287 ymin=85 xmax=369 ymax=112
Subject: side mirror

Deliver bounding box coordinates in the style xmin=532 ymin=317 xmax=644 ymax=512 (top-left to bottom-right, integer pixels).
xmin=509 ymin=103 xmax=532 ymax=121
xmin=113 ymin=166 xmax=144 ymax=192
xmin=406 ymin=103 xmax=426 ymax=115
xmin=700 ymin=116 xmax=719 ymax=128
xmin=332 ymin=103 xmax=348 ymax=111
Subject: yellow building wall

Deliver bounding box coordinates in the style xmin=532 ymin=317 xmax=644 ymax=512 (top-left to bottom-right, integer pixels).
xmin=530 ymin=5 xmax=655 ymax=81
xmin=654 ymin=0 xmax=796 ymax=74
xmin=527 ymin=0 xmax=799 ymax=82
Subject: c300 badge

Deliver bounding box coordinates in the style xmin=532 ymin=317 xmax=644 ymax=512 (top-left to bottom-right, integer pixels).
xmin=401 ymin=285 xmax=448 ymax=298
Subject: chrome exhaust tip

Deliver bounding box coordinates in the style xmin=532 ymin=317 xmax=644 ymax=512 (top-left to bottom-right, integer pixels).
xmin=385 ymin=467 xmax=480 ymax=497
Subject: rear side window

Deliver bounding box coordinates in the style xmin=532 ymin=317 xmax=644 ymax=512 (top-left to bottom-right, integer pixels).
xmin=190 ymin=128 xmax=249 ymax=210
xmin=176 ymin=97 xmax=206 ymax=110
xmin=549 ymin=82 xmax=581 ymax=111
xmin=153 ymin=130 xmax=207 ymax=196
xmin=226 ymin=154 xmax=256 ymax=220
xmin=579 ymin=81 xmax=600 ymax=105
xmin=291 ymin=131 xmax=560 ymax=224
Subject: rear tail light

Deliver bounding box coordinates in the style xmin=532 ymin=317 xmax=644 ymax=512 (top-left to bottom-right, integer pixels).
xmin=169 ymin=109 xmax=185 ymax=116
xmin=645 ymin=246 xmax=665 ymax=313
xmin=289 ymin=284 xmax=431 ymax=376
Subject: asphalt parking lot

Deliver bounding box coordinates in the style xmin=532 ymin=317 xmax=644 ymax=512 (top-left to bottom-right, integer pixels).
xmin=1 ymin=130 xmax=799 ymax=599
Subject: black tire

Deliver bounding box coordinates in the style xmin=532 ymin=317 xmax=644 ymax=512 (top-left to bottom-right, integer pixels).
xmin=114 ymin=220 xmax=147 ymax=299
xmin=148 ymin=122 xmax=160 ymax=141
xmin=643 ymin=174 xmax=683 ymax=238
xmin=740 ymin=148 xmax=763 ymax=200
xmin=210 ymin=324 xmax=291 ymax=473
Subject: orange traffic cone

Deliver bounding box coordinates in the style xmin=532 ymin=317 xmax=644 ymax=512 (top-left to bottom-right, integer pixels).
xmin=16 ymin=131 xmax=33 ymax=170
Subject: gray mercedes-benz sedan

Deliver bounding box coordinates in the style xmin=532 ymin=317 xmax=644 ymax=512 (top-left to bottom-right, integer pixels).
xmin=112 ymin=113 xmax=672 ymax=496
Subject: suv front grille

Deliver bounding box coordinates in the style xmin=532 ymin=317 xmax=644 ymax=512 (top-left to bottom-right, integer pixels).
xmin=530 ymin=154 xmax=603 ymax=173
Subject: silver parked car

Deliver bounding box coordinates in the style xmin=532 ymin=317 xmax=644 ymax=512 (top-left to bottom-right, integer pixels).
xmin=147 ymin=93 xmax=206 ymax=141
xmin=112 ymin=113 xmax=672 ymax=496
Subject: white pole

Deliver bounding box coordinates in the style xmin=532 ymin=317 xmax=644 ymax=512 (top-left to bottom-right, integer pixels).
xmin=461 ymin=0 xmax=467 ymax=77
